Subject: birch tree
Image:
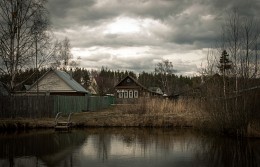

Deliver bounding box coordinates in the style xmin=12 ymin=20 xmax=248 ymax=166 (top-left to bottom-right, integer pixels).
xmin=155 ymin=59 xmax=176 ymax=95
xmin=51 ymin=37 xmax=74 ymax=69
xmin=0 ymin=0 xmax=49 ymax=90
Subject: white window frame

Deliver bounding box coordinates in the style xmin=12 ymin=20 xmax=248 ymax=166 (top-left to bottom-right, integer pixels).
xmin=129 ymin=90 xmax=133 ymax=98
xmin=124 ymin=90 xmax=128 ymax=98
xmin=134 ymin=90 xmax=138 ymax=98
xmin=118 ymin=92 xmax=123 ymax=98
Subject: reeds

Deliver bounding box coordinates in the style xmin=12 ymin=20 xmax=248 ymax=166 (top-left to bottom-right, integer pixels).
xmin=114 ymin=97 xmax=203 ymax=127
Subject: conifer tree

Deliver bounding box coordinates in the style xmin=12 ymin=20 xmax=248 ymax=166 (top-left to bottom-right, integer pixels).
xmin=218 ymin=50 xmax=232 ymax=74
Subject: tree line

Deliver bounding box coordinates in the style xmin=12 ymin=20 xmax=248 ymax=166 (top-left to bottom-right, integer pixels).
xmin=0 ymin=65 xmax=201 ymax=96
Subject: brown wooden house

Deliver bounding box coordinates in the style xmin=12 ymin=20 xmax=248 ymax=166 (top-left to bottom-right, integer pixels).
xmin=114 ymin=75 xmax=152 ymax=103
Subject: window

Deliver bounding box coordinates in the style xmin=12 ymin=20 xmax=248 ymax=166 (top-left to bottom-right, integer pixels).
xmin=118 ymin=92 xmax=123 ymax=98
xmin=134 ymin=90 xmax=138 ymax=98
xmin=129 ymin=90 xmax=133 ymax=98
xmin=124 ymin=90 xmax=128 ymax=98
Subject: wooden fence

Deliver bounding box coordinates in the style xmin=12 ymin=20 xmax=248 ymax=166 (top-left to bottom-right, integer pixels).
xmin=0 ymin=95 xmax=114 ymax=118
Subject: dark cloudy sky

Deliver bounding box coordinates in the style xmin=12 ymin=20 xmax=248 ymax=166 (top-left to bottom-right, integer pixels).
xmin=47 ymin=0 xmax=260 ymax=75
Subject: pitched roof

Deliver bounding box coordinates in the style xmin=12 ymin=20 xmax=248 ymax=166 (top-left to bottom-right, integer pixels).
xmin=115 ymin=75 xmax=147 ymax=90
xmin=28 ymin=69 xmax=89 ymax=94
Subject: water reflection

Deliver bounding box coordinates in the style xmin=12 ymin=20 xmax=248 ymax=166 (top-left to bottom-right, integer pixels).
xmin=0 ymin=130 xmax=87 ymax=167
xmin=196 ymin=136 xmax=260 ymax=167
xmin=81 ymin=128 xmax=199 ymax=167
xmin=0 ymin=128 xmax=259 ymax=167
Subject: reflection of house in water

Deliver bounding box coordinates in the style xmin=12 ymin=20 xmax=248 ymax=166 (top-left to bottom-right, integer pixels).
xmin=0 ymin=130 xmax=87 ymax=167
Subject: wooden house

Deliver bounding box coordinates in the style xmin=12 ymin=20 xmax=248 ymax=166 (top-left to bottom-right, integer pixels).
xmin=114 ymin=75 xmax=153 ymax=103
xmin=26 ymin=69 xmax=89 ymax=96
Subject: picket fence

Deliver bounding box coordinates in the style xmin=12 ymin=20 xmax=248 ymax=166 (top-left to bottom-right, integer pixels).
xmin=0 ymin=95 xmax=114 ymax=118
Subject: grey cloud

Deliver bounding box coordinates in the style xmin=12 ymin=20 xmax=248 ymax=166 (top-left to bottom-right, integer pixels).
xmin=48 ymin=0 xmax=260 ymax=29
xmin=81 ymin=52 xmax=160 ymax=72
xmin=47 ymin=0 xmax=260 ymax=75
xmin=48 ymin=0 xmax=192 ymax=29
xmin=47 ymin=0 xmax=96 ymax=28
xmin=82 ymin=53 xmax=112 ymax=62
xmin=58 ymin=26 xmax=165 ymax=49
xmin=210 ymin=0 xmax=260 ymax=16
xmin=80 ymin=52 xmax=199 ymax=75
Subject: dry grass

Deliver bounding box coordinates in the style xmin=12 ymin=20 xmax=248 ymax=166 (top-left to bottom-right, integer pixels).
xmin=107 ymin=98 xmax=204 ymax=128
xmin=0 ymin=98 xmax=205 ymax=129
xmin=0 ymin=118 xmax=54 ymax=130
xmin=1 ymin=97 xmax=260 ymax=137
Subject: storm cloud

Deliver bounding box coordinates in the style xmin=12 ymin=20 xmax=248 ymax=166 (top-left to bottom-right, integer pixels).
xmin=47 ymin=0 xmax=260 ymax=75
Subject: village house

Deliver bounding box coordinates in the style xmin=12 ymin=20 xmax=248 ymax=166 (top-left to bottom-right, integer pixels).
xmin=26 ymin=69 xmax=90 ymax=96
xmin=114 ymin=75 xmax=163 ymax=103
xmin=114 ymin=75 xmax=149 ymax=99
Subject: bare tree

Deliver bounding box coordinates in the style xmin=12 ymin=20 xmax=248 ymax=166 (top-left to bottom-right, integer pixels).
xmin=51 ymin=37 xmax=75 ymax=69
xmin=155 ymin=59 xmax=176 ymax=95
xmin=61 ymin=37 xmax=72 ymax=66
xmin=240 ymin=17 xmax=259 ymax=79
xmin=0 ymin=0 xmax=49 ymax=90
xmin=222 ymin=9 xmax=260 ymax=86
xmin=203 ymin=9 xmax=260 ymax=136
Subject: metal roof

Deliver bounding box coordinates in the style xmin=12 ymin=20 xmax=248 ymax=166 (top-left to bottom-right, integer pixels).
xmin=28 ymin=69 xmax=89 ymax=94
xmin=53 ymin=70 xmax=89 ymax=93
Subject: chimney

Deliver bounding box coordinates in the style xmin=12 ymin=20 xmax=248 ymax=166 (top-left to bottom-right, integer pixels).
xmin=70 ymin=68 xmax=73 ymax=80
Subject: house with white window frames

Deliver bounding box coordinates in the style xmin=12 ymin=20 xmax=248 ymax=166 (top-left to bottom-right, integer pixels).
xmin=114 ymin=75 xmax=152 ymax=101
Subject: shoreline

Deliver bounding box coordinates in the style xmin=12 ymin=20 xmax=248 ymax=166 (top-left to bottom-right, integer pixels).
xmin=1 ymin=107 xmax=260 ymax=138
xmin=0 ymin=109 xmax=196 ymax=130
xmin=0 ymin=115 xmax=194 ymax=130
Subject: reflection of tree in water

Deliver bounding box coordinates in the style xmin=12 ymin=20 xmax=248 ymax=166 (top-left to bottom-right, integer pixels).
xmin=92 ymin=131 xmax=111 ymax=161
xmin=195 ymin=137 xmax=260 ymax=167
xmin=119 ymin=128 xmax=196 ymax=155
xmin=0 ymin=130 xmax=87 ymax=167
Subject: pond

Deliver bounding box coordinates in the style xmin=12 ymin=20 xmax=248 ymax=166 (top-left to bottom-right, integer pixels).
xmin=0 ymin=128 xmax=259 ymax=167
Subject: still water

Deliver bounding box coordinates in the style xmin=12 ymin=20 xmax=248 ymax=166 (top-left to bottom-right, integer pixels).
xmin=0 ymin=128 xmax=259 ymax=167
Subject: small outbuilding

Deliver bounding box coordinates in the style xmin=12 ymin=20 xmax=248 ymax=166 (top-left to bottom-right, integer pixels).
xmin=148 ymin=87 xmax=163 ymax=96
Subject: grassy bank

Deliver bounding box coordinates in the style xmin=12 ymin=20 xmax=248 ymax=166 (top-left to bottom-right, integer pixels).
xmin=63 ymin=98 xmax=204 ymax=128
xmin=1 ymin=98 xmax=259 ymax=138
xmin=0 ymin=98 xmax=203 ymax=130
